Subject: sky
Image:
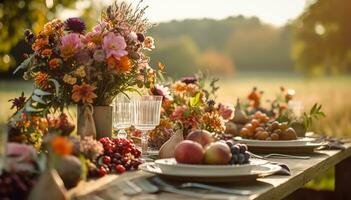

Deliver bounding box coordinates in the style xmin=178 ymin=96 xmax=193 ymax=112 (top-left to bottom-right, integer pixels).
xmin=65 ymin=0 xmax=308 ymax=27
xmin=137 ymin=0 xmax=308 ymax=26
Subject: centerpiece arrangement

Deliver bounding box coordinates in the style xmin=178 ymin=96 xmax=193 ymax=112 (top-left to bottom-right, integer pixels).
xmin=11 ymin=0 xmax=156 ymax=139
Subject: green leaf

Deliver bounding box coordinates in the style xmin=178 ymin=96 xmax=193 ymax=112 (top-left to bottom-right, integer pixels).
xmin=34 ymin=89 xmax=51 ymax=96
xmin=48 ymin=79 xmax=60 ymax=96
xmin=13 ymin=54 xmax=34 ymax=74
xmin=32 ymin=95 xmax=46 ymax=104
xmin=189 ymin=92 xmax=201 ymax=107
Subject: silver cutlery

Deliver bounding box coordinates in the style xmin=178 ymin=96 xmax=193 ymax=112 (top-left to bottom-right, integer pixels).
xmin=114 ymin=180 xmax=142 ymax=196
xmin=180 ymin=182 xmax=251 ymax=195
xmin=152 ymin=177 xmax=250 ymax=197
xmin=249 ymin=152 xmax=310 ymax=160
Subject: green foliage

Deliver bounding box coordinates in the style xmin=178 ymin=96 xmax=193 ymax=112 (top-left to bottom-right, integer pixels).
xmin=303 ymin=103 xmax=326 ymax=130
xmin=293 ymin=0 xmax=351 ymax=75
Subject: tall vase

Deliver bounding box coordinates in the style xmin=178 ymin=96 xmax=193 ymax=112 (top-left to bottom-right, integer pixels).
xmin=77 ymin=105 xmax=112 ymax=139
xmin=92 ymin=106 xmax=113 ymax=139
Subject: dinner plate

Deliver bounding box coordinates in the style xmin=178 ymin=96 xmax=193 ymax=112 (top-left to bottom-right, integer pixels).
xmin=154 ymin=158 xmax=267 ymax=176
xmin=233 ymin=137 xmax=326 ymax=154
xmin=139 ymin=161 xmax=280 ymax=183
xmin=234 ymin=137 xmax=318 ymax=147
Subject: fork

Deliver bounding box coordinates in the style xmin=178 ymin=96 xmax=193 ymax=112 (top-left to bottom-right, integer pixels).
xmin=249 ymin=152 xmax=310 ymax=160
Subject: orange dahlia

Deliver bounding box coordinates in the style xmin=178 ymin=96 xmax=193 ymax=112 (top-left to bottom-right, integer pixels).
xmin=71 ymin=83 xmax=97 ymax=104
xmin=34 ymin=72 xmax=50 ymax=89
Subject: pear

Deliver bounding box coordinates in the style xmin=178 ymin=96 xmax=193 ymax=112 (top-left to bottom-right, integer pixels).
xmin=232 ymin=98 xmax=249 ymax=124
xmin=158 ymin=129 xmax=184 ymax=159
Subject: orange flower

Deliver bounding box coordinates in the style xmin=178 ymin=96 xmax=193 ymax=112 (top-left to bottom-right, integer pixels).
xmin=41 ymin=49 xmax=52 ymax=57
xmin=117 ymin=56 xmax=131 ymax=73
xmin=107 ymin=56 xmax=132 ymax=73
xmin=172 ymin=81 xmax=187 ymax=94
xmin=51 ymin=136 xmax=72 ymax=156
xmin=49 ymin=58 xmax=61 ymax=69
xmin=35 ymin=72 xmax=50 ymax=89
xmin=71 ymin=83 xmax=97 ymax=104
xmin=32 ymin=37 xmax=49 ymax=52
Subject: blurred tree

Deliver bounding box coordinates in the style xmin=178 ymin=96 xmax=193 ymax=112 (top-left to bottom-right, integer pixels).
xmin=0 ymin=0 xmax=97 ymax=72
xmin=149 ymin=36 xmax=200 ymax=77
xmin=293 ymin=0 xmax=351 ymax=75
xmin=198 ymin=49 xmax=235 ymax=76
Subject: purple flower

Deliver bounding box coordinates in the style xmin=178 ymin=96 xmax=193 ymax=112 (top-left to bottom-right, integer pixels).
xmin=8 ymin=92 xmax=26 ymax=110
xmin=181 ymin=76 xmax=197 ymax=85
xmin=75 ymin=49 xmax=91 ymax=64
xmin=64 ymin=17 xmax=86 ymax=34
xmin=102 ymin=32 xmax=128 ymax=59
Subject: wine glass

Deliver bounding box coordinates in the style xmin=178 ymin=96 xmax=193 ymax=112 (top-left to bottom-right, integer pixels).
xmin=113 ymin=94 xmax=133 ymax=138
xmin=0 ymin=124 xmax=7 ymax=175
xmin=288 ymin=101 xmax=304 ymax=118
xmin=132 ymin=95 xmax=163 ymax=156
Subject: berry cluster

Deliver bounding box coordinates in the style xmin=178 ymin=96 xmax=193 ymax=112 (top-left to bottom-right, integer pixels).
xmin=0 ymin=172 xmax=37 ymax=199
xmin=89 ymin=137 xmax=142 ymax=177
xmin=226 ymin=141 xmax=250 ymax=165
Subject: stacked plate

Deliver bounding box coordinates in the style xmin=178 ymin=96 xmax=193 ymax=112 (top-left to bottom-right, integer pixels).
xmin=139 ymin=158 xmax=280 ymax=182
xmin=234 ymin=137 xmax=326 ymax=154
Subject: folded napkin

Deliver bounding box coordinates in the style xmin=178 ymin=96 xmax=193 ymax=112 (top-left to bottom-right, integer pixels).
xmin=267 ymin=162 xmax=291 ymax=176
xmin=314 ymin=136 xmax=349 ymax=150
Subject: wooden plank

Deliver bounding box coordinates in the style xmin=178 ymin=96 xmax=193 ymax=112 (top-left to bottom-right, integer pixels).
xmin=68 ymin=144 xmax=351 ymax=200
xmin=335 ymin=156 xmax=351 ymax=200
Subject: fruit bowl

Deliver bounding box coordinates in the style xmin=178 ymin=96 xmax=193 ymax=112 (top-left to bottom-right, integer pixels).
xmin=154 ymin=158 xmax=267 ymax=176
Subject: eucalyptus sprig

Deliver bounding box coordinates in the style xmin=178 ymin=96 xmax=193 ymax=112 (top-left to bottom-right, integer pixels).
xmin=303 ymin=103 xmax=326 ymax=130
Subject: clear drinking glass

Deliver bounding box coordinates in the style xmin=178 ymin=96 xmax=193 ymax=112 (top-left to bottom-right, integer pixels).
xmin=288 ymin=101 xmax=304 ymax=118
xmin=133 ymin=95 xmax=163 ymax=156
xmin=113 ymin=94 xmax=133 ymax=138
xmin=0 ymin=124 xmax=8 ymax=175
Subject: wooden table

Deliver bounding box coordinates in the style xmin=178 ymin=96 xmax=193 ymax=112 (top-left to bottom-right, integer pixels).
xmin=69 ymin=143 xmax=351 ymax=200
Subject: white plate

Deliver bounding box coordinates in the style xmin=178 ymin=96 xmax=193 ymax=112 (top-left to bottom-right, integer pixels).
xmin=233 ymin=136 xmax=322 ymax=147
xmin=139 ymin=161 xmax=280 ymax=179
xmin=154 ymin=158 xmax=267 ymax=176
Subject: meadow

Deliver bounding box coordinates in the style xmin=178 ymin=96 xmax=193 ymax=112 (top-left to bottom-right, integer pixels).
xmin=1 ymin=74 xmax=350 ymax=190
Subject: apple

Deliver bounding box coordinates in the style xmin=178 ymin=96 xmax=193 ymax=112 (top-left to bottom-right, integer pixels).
xmin=174 ymin=140 xmax=204 ymax=164
xmin=186 ymin=129 xmax=214 ymax=147
xmin=203 ymin=141 xmax=232 ymax=165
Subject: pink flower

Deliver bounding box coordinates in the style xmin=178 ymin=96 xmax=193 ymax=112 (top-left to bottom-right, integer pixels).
xmin=102 ymin=32 xmax=128 ymax=60
xmin=60 ymin=33 xmax=83 ymax=59
xmin=85 ymin=22 xmax=106 ymax=44
xmin=218 ymin=103 xmax=234 ymax=121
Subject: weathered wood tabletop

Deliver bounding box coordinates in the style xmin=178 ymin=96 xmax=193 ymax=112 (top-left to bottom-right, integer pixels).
xmin=69 ymin=143 xmax=351 ymax=200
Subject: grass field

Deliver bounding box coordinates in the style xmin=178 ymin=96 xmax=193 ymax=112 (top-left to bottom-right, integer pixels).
xmin=1 ymin=74 xmax=350 ymax=190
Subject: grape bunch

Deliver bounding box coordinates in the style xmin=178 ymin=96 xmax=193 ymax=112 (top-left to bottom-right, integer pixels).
xmin=0 ymin=171 xmax=37 ymax=199
xmin=226 ymin=141 xmax=250 ymax=165
xmin=89 ymin=137 xmax=142 ymax=177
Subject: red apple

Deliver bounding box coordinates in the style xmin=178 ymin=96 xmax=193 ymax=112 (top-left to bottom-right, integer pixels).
xmin=174 ymin=140 xmax=204 ymax=164
xmin=203 ymin=141 xmax=232 ymax=165
xmin=186 ymin=129 xmax=214 ymax=147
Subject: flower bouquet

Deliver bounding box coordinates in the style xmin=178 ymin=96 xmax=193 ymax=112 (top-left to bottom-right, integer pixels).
xmin=11 ymin=1 xmax=157 ymax=138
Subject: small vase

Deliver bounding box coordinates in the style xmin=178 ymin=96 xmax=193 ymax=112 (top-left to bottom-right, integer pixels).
xmin=92 ymin=106 xmax=113 ymax=139
xmin=77 ymin=105 xmax=112 ymax=139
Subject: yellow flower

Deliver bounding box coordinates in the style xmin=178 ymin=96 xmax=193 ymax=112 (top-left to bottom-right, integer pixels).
xmin=63 ymin=74 xmax=77 ymax=85
xmin=171 ymin=81 xmax=187 ymax=94
xmin=75 ymin=66 xmax=86 ymax=77
xmin=71 ymin=83 xmax=97 ymax=104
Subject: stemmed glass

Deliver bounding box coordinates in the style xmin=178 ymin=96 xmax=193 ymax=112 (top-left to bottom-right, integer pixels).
xmin=132 ymin=95 xmax=163 ymax=156
xmin=0 ymin=124 xmax=7 ymax=175
xmin=113 ymin=94 xmax=133 ymax=138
